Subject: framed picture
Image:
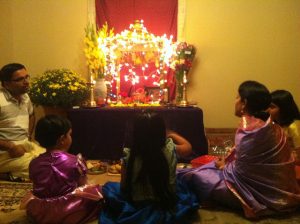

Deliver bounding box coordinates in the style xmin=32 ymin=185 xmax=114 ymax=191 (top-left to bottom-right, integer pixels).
xmin=144 ymin=86 xmax=161 ymax=102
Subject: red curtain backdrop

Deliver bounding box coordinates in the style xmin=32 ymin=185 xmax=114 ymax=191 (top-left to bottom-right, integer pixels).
xmin=95 ymin=0 xmax=177 ymax=38
xmin=95 ymin=0 xmax=178 ymax=101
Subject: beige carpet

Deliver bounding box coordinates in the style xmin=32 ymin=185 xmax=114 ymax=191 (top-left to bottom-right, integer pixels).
xmin=1 ymin=129 xmax=300 ymax=224
xmin=0 ymin=181 xmax=32 ymax=224
xmin=1 ymin=173 xmax=300 ymax=224
xmin=0 ymin=174 xmax=120 ymax=224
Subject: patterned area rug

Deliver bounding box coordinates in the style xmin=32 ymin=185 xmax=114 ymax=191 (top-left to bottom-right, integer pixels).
xmin=0 ymin=181 xmax=32 ymax=213
xmin=0 ymin=181 xmax=32 ymax=224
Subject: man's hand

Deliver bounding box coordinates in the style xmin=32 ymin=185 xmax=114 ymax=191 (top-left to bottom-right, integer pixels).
xmin=8 ymin=145 xmax=26 ymax=158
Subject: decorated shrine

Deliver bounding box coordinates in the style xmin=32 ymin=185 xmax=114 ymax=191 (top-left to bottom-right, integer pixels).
xmin=84 ymin=20 xmax=196 ymax=107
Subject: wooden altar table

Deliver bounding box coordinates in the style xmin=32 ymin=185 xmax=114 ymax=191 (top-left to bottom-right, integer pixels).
xmin=68 ymin=106 xmax=208 ymax=161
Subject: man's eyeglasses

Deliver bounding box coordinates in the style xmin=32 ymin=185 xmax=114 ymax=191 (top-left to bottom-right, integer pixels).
xmin=10 ymin=75 xmax=30 ymax=82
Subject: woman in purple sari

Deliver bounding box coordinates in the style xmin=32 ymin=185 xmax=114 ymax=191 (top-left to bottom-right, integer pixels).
xmin=21 ymin=115 xmax=103 ymax=224
xmin=178 ymin=80 xmax=300 ymax=218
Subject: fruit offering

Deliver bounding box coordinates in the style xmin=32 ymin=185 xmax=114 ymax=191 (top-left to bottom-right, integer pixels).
xmin=108 ymin=160 xmax=122 ymax=175
xmin=87 ymin=160 xmax=107 ymax=174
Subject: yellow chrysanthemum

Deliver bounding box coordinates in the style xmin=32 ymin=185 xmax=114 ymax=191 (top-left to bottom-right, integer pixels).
xmin=29 ymin=68 xmax=89 ymax=108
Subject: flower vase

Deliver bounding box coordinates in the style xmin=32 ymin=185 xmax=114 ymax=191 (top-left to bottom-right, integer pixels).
xmin=94 ymin=78 xmax=107 ymax=105
xmin=176 ymin=82 xmax=184 ymax=103
xmin=175 ymin=70 xmax=184 ymax=102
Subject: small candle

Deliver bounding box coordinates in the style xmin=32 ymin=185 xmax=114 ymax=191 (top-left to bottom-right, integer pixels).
xmin=183 ymin=73 xmax=187 ymax=84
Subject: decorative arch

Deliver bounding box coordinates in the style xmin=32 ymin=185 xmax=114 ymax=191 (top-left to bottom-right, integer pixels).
xmin=99 ymin=20 xmax=178 ymax=103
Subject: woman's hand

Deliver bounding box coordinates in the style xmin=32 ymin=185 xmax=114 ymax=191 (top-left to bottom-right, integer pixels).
xmin=215 ymin=156 xmax=225 ymax=170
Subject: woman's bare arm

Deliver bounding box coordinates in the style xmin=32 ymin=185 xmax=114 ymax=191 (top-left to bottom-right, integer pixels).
xmin=167 ymin=131 xmax=192 ymax=158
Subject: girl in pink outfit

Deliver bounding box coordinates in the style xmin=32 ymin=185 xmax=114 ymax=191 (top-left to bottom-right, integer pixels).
xmin=21 ymin=115 xmax=103 ymax=224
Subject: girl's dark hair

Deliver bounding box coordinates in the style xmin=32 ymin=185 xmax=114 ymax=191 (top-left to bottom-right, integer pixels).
xmin=35 ymin=115 xmax=72 ymax=148
xmin=271 ymin=90 xmax=300 ymax=126
xmin=123 ymin=112 xmax=176 ymax=210
xmin=239 ymin=80 xmax=271 ymax=121
xmin=0 ymin=63 xmax=26 ymax=82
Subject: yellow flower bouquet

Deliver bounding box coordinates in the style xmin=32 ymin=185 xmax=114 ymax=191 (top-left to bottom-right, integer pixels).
xmin=29 ymin=69 xmax=89 ymax=108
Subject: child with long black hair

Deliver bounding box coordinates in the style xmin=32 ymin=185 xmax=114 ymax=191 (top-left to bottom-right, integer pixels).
xmin=99 ymin=112 xmax=198 ymax=224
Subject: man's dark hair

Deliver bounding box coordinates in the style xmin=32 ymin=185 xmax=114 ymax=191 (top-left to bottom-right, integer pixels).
xmin=0 ymin=63 xmax=26 ymax=83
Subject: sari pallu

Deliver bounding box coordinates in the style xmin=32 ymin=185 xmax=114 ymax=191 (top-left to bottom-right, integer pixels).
xmin=224 ymin=117 xmax=300 ymax=217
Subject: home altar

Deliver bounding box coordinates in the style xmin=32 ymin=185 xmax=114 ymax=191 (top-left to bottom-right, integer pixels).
xmin=68 ymin=106 xmax=208 ymax=162
xmin=85 ymin=20 xmax=195 ymax=106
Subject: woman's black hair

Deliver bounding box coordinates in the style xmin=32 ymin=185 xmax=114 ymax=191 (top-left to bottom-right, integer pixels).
xmin=35 ymin=115 xmax=72 ymax=148
xmin=238 ymin=80 xmax=271 ymax=121
xmin=0 ymin=63 xmax=26 ymax=83
xmin=271 ymin=90 xmax=300 ymax=126
xmin=123 ymin=111 xmax=176 ymax=210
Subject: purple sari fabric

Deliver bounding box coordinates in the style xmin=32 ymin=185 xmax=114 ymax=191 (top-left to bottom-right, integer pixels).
xmin=178 ymin=116 xmax=300 ymax=218
xmin=23 ymin=151 xmax=103 ymax=224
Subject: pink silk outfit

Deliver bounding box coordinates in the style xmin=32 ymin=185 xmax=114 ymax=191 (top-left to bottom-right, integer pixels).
xmin=21 ymin=151 xmax=103 ymax=224
xmin=178 ymin=116 xmax=300 ymax=218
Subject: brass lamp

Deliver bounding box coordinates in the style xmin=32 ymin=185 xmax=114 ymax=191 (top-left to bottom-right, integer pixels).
xmin=87 ymin=81 xmax=97 ymax=107
xmin=178 ymin=71 xmax=189 ymax=107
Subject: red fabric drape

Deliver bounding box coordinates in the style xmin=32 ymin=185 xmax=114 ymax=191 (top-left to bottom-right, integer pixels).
xmin=95 ymin=0 xmax=177 ymax=101
xmin=95 ymin=0 xmax=177 ymax=38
